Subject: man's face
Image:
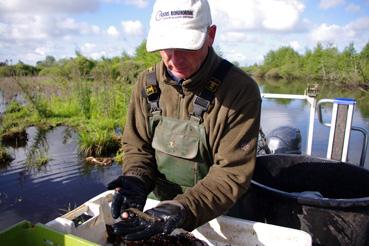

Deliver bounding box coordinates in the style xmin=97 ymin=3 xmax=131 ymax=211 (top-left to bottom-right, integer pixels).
xmin=159 ymin=25 xmax=216 ymax=80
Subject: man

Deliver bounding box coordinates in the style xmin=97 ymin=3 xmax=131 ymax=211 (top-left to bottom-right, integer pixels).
xmin=107 ymin=0 xmax=261 ymax=241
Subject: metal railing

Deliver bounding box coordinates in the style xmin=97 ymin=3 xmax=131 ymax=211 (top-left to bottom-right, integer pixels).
xmin=261 ymin=93 xmax=316 ymax=155
xmin=261 ymin=91 xmax=368 ymax=167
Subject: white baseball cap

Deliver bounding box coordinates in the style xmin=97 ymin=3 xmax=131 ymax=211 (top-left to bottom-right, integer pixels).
xmin=146 ymin=0 xmax=212 ymax=52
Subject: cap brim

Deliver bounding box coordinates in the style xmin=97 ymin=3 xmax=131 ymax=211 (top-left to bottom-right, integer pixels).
xmin=146 ymin=27 xmax=207 ymax=52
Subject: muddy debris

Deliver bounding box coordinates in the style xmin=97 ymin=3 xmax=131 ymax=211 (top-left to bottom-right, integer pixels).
xmin=85 ymin=156 xmax=113 ymax=166
xmin=1 ymin=128 xmax=27 ymax=148
xmin=106 ymin=224 xmax=208 ymax=246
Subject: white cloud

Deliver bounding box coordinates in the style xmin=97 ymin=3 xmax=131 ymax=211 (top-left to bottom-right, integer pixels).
xmin=314 ymin=17 xmax=369 ymax=42
xmin=35 ymin=47 xmax=49 ymax=56
xmin=121 ymin=20 xmax=144 ymax=36
xmin=0 ymin=0 xmax=100 ymax=14
xmin=107 ymin=25 xmax=120 ymax=37
xmin=345 ymin=4 xmax=361 ymax=13
xmin=81 ymin=43 xmax=97 ymax=53
xmin=319 ymin=0 xmax=345 ymax=9
xmin=57 ymin=17 xmax=100 ymax=35
xmin=0 ymin=14 xmax=101 ymax=43
xmin=210 ymin=0 xmax=305 ymax=32
xmin=19 ymin=43 xmax=55 ymax=64
xmin=311 ymin=24 xmax=352 ymax=43
xmin=225 ymin=50 xmax=248 ymax=63
xmin=310 ymin=17 xmax=369 ymax=48
xmin=347 ymin=17 xmax=369 ymax=31
xmin=103 ymin=0 xmax=148 ymax=8
xmin=0 ymin=0 xmax=148 ymax=65
xmin=79 ymin=43 xmax=108 ymax=60
xmin=219 ymin=32 xmax=248 ymax=43
xmin=260 ymin=0 xmax=304 ymax=31
xmin=1 ymin=15 xmax=49 ymax=40
xmin=90 ymin=51 xmax=107 ymax=60
xmin=209 ymin=0 xmax=306 ymax=65
xmin=123 ymin=0 xmax=148 ymax=8
xmin=289 ymin=41 xmax=301 ymax=50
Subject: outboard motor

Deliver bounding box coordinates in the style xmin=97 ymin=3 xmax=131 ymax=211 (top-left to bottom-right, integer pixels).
xmin=266 ymin=126 xmax=301 ymax=154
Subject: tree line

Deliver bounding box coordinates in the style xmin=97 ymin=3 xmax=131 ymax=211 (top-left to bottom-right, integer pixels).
xmin=0 ymin=41 xmax=161 ymax=83
xmin=1 ymin=41 xmax=368 ymax=88
xmin=245 ymin=42 xmax=369 ymax=88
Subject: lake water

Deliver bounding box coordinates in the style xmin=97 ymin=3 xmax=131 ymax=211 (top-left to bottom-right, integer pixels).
xmin=259 ymin=79 xmax=369 ymax=169
xmin=0 ymin=126 xmax=122 ymax=230
xmin=0 ymin=80 xmax=368 ymax=231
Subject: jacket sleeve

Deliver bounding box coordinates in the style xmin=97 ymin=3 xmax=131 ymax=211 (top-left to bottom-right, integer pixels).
xmin=121 ymin=71 xmax=157 ymax=185
xmin=175 ymin=76 xmax=262 ymax=231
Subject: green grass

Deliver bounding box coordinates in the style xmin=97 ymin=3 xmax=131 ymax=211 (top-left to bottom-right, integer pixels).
xmin=0 ymin=76 xmax=131 ymax=160
xmin=26 ymin=149 xmax=50 ymax=168
xmin=0 ymin=146 xmax=14 ymax=167
xmin=78 ymin=119 xmax=121 ymax=156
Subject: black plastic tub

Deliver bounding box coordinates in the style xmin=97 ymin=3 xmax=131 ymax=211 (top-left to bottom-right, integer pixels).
xmin=242 ymin=154 xmax=369 ymax=246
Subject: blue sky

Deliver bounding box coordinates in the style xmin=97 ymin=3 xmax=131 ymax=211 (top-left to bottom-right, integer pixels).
xmin=0 ymin=0 xmax=368 ymax=66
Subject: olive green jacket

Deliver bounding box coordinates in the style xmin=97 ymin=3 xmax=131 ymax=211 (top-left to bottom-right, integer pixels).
xmin=122 ymin=48 xmax=261 ymax=231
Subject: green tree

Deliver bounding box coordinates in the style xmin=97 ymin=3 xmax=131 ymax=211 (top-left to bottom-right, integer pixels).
xmin=338 ymin=43 xmax=360 ymax=83
xmin=74 ymin=52 xmax=96 ymax=78
xmin=36 ymin=55 xmax=56 ymax=68
xmin=263 ymin=46 xmax=301 ymax=79
xmin=133 ymin=40 xmax=161 ymax=68
xmin=0 ymin=65 xmax=16 ymax=77
xmin=358 ymin=42 xmax=369 ymax=84
xmin=301 ymin=43 xmax=339 ymax=80
xmin=14 ymin=61 xmax=39 ymax=76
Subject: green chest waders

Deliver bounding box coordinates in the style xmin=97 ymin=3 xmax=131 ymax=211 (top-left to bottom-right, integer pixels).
xmin=145 ymin=60 xmax=232 ymax=201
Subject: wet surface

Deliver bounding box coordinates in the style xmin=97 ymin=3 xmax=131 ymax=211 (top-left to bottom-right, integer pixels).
xmin=0 ymin=126 xmax=122 ymax=230
xmin=106 ymin=224 xmax=208 ymax=246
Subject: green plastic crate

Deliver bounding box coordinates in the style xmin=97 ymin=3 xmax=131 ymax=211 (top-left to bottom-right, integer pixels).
xmin=0 ymin=220 xmax=99 ymax=246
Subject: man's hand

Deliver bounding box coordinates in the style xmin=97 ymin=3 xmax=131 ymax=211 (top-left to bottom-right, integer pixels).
xmin=112 ymin=201 xmax=186 ymax=241
xmin=107 ymin=176 xmax=152 ymax=219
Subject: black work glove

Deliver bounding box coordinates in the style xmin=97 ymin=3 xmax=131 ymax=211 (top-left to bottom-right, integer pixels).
xmin=107 ymin=176 xmax=152 ymax=219
xmin=112 ymin=201 xmax=186 ymax=241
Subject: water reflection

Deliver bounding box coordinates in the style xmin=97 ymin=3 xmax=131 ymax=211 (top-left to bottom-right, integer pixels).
xmin=0 ymin=90 xmax=27 ymax=115
xmin=259 ymin=79 xmax=369 ymax=169
xmin=0 ymin=126 xmax=121 ymax=230
xmin=258 ymin=78 xmax=369 ymax=119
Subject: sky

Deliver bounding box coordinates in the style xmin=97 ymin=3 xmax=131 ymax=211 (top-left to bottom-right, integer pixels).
xmin=0 ymin=0 xmax=369 ymax=66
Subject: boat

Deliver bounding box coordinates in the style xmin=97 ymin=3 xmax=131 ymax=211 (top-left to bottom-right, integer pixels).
xmin=244 ymin=88 xmax=369 ymax=246
xmin=2 ymin=87 xmax=369 ymax=245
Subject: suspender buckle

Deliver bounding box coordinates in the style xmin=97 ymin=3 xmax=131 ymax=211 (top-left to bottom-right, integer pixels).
xmin=146 ymin=84 xmax=158 ymax=96
xmin=194 ymin=95 xmax=211 ymax=109
xmin=146 ymin=84 xmax=159 ymax=99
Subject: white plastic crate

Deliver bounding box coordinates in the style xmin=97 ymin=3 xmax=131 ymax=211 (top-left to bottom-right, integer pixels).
xmin=46 ymin=190 xmax=312 ymax=246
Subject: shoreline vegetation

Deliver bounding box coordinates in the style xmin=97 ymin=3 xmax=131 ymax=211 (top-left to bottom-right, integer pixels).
xmin=1 ymin=41 xmax=368 ymax=164
xmin=0 ymin=41 xmax=161 ymax=165
xmin=245 ymin=42 xmax=369 ymax=89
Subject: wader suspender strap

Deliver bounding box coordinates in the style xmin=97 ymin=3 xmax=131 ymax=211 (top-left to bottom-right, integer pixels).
xmin=191 ymin=59 xmax=232 ymax=122
xmin=145 ymin=70 xmax=161 ymax=114
xmin=145 ymin=59 xmax=233 ymax=119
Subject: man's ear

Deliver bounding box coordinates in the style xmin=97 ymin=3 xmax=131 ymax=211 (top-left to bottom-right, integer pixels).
xmin=207 ymin=25 xmax=217 ymax=47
